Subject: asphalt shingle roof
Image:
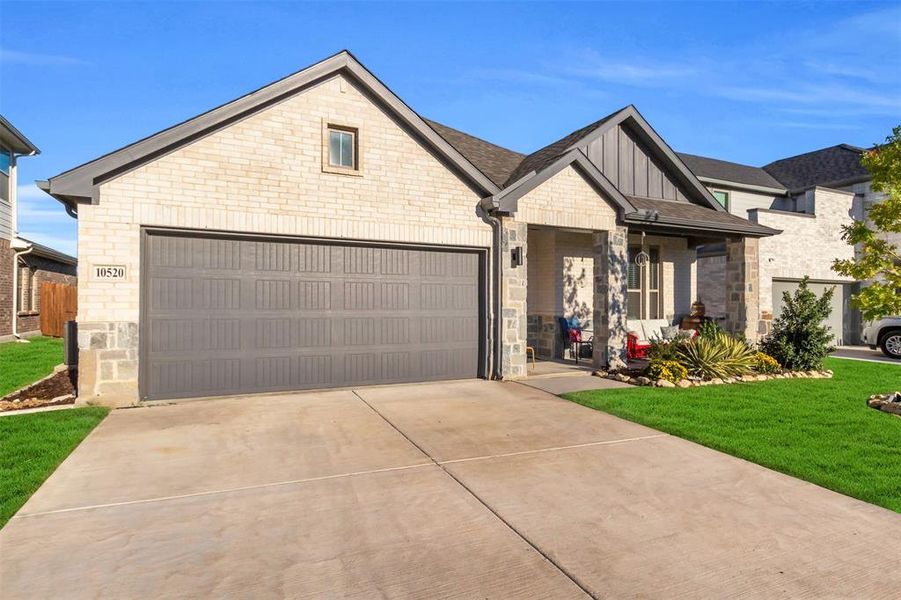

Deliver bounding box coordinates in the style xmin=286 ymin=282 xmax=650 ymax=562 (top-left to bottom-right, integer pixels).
xmin=762 ymin=144 xmax=868 ymax=191
xmin=502 ymin=112 xmax=621 ymax=186
xmin=424 ymin=119 xmax=525 ymax=188
xmin=676 ymin=152 xmax=785 ymax=190
xmin=626 ymin=196 xmax=778 ymax=235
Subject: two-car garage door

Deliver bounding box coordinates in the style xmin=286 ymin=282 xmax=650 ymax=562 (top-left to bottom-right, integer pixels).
xmin=141 ymin=231 xmax=484 ymax=400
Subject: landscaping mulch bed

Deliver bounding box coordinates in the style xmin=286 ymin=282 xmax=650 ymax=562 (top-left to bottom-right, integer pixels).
xmin=0 ymin=369 xmax=77 ymax=413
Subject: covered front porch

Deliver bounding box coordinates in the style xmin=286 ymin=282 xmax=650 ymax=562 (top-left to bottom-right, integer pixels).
xmin=499 ymin=216 xmax=763 ymax=379
xmin=525 ymin=225 xmax=703 ymax=366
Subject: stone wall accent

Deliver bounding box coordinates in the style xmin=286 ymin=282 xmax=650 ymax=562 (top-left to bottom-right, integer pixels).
xmin=593 ymin=227 xmax=628 ymax=370
xmin=76 ymin=322 xmax=138 ymax=406
xmin=500 ymin=218 xmax=528 ymax=378
xmin=724 ymin=237 xmax=760 ymax=340
xmin=527 ymin=313 xmax=560 ymax=359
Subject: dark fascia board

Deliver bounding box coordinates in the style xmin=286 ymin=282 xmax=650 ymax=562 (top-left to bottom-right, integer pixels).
xmin=789 ymin=176 xmax=870 ymax=196
xmin=0 ymin=115 xmax=40 ymax=155
xmin=566 ymin=105 xmax=727 ymax=212
xmin=623 ymin=212 xmax=782 ymax=238
xmin=18 ymin=237 xmax=77 ymax=265
xmin=490 ymin=149 xmax=635 ymax=216
xmin=696 ymin=176 xmax=787 ymax=196
xmin=42 ymin=50 xmax=500 ymax=204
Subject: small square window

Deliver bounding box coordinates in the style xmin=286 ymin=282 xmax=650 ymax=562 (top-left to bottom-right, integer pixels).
xmin=327 ymin=126 xmax=356 ymax=169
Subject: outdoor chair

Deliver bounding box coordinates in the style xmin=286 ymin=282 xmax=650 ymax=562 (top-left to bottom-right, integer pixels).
xmin=558 ymin=316 xmax=592 ymax=364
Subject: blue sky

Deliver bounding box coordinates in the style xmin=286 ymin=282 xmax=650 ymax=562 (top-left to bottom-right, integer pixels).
xmin=2 ymin=1 xmax=899 ymax=257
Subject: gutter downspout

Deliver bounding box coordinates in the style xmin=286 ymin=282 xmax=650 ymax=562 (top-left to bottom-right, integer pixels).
xmin=11 ymin=240 xmax=34 ymax=341
xmin=478 ymin=198 xmax=503 ymax=380
xmin=10 ymin=152 xmax=38 ymax=341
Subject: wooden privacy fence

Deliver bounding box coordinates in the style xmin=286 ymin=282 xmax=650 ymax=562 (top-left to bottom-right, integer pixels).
xmin=40 ymin=282 xmax=77 ymax=338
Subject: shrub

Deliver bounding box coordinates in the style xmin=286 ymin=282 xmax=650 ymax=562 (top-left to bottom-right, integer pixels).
xmin=646 ymin=330 xmax=693 ymax=362
xmin=676 ymin=331 xmax=757 ymax=379
xmin=697 ymin=320 xmax=724 ymax=341
xmin=646 ymin=359 xmax=688 ymax=383
xmin=760 ymin=277 xmax=835 ymax=371
xmin=755 ymin=352 xmax=781 ymax=374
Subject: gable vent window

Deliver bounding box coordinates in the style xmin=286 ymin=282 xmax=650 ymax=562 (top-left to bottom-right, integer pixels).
xmin=324 ymin=124 xmax=360 ymax=174
xmin=713 ymin=190 xmax=730 ymax=210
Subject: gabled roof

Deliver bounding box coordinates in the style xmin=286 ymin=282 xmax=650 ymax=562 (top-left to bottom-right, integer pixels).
xmin=502 ymin=112 xmax=620 ymax=186
xmin=763 ymin=144 xmax=869 ymax=191
xmin=490 ymin=148 xmax=636 ymax=215
xmin=501 ymin=105 xmax=725 ymax=212
xmin=41 ymin=50 xmax=501 ymax=208
xmin=0 ymin=115 xmax=39 ymax=155
xmin=677 ymin=152 xmax=785 ymax=191
xmin=425 ymin=120 xmax=524 ymax=188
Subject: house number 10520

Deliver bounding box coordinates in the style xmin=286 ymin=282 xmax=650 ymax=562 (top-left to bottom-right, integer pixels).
xmin=94 ymin=265 xmax=127 ymax=280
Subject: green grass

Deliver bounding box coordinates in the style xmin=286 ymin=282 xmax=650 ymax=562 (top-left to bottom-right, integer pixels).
xmin=564 ymin=358 xmax=901 ymax=513
xmin=0 ymin=407 xmax=109 ymax=528
xmin=0 ymin=336 xmax=65 ymax=397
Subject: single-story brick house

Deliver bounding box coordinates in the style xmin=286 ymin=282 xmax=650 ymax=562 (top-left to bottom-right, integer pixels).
xmin=1 ymin=116 xmax=78 ymax=343
xmin=40 ymin=51 xmax=777 ymax=406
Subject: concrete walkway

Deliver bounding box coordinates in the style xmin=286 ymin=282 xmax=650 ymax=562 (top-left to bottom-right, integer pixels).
xmin=2 ymin=380 xmax=899 ymax=598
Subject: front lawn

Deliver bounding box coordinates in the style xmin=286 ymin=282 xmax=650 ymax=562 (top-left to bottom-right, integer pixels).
xmin=564 ymin=358 xmax=901 ymax=513
xmin=0 ymin=336 xmax=65 ymax=397
xmin=0 ymin=407 xmax=109 ymax=528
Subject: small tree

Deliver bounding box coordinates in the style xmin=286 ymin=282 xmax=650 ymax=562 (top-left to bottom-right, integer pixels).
xmin=760 ymin=277 xmax=835 ymax=371
xmin=832 ymin=125 xmax=901 ymax=320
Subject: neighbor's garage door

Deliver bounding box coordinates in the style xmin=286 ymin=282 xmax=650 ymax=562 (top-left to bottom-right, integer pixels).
xmin=772 ymin=279 xmax=861 ymax=346
xmin=141 ymin=231 xmax=483 ymax=400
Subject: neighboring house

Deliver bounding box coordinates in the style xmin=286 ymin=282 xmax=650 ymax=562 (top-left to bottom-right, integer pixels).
xmin=683 ymin=144 xmax=888 ymax=345
xmin=0 ymin=116 xmax=78 ymax=343
xmin=40 ymin=51 xmax=777 ymax=406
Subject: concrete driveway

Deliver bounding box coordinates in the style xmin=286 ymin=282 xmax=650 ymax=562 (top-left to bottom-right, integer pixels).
xmin=2 ymin=381 xmax=899 ymax=598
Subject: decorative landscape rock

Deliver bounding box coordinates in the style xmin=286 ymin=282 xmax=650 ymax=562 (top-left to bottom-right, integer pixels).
xmin=868 ymin=392 xmax=901 ymax=416
xmin=636 ymin=376 xmax=651 ymax=386
xmin=656 ymin=379 xmax=675 ymax=388
xmin=676 ymin=380 xmax=692 ymax=388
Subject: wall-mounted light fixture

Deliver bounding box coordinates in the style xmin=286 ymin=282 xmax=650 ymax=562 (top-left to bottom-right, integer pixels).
xmin=511 ymin=246 xmax=523 ymax=268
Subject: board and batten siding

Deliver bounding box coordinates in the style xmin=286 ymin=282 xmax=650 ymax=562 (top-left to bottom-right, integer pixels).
xmin=584 ymin=122 xmax=690 ymax=202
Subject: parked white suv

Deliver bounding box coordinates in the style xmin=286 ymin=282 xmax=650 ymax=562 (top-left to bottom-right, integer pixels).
xmin=862 ymin=317 xmax=901 ymax=359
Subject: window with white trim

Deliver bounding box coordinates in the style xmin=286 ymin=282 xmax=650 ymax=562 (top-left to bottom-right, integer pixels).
xmin=326 ymin=125 xmax=358 ymax=171
xmin=627 ymin=245 xmax=661 ymax=320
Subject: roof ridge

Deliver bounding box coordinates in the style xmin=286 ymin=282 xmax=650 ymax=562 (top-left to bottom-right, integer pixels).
xmin=676 ymin=152 xmax=763 ymax=170
xmin=763 ymin=143 xmax=860 ymax=168
xmin=502 ymin=107 xmax=629 ymax=186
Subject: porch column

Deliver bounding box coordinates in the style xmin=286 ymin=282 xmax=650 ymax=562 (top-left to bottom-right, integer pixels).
xmin=724 ymin=237 xmax=760 ymax=341
xmin=500 ymin=217 xmax=528 ymax=378
xmin=593 ymin=226 xmax=628 ymax=370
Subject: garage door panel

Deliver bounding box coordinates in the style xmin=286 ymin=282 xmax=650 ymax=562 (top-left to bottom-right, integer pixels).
xmin=143 ymin=233 xmax=482 ymax=400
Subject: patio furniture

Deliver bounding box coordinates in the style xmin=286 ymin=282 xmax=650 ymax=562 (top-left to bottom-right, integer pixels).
xmin=558 ymin=316 xmax=593 ymax=364
xmin=526 ymin=345 xmax=536 ymax=369
xmin=626 ymin=319 xmax=672 ymax=360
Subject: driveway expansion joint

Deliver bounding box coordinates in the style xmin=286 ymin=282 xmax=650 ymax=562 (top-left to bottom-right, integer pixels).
xmin=351 ymin=389 xmax=597 ymax=599
xmin=13 ymin=462 xmax=435 ymax=519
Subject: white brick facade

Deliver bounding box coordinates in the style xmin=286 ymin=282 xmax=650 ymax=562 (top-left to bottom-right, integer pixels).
xmin=77 ymin=74 xmax=490 ymax=404
xmin=750 ymin=187 xmax=857 ymax=316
